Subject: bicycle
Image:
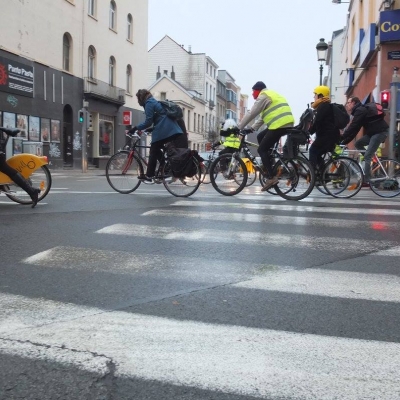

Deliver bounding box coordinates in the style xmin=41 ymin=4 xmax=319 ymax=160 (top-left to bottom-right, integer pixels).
xmin=105 ymin=130 xmax=202 ymax=197
xmin=337 ymin=146 xmax=400 ymax=198
xmin=203 ymin=145 xmax=257 ymax=187
xmin=0 ymin=127 xmax=52 ymax=205
xmin=209 ymin=127 xmax=315 ymax=200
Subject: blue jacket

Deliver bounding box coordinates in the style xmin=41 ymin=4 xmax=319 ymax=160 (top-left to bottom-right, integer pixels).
xmin=137 ymin=97 xmax=183 ymax=143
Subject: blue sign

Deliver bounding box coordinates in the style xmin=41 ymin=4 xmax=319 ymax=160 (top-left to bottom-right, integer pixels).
xmin=360 ymin=24 xmax=376 ymax=67
xmin=380 ymin=9 xmax=400 ymax=43
xmin=388 ymin=51 xmax=400 ymax=60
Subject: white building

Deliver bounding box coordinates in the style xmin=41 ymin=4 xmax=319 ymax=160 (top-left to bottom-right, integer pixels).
xmin=0 ymin=0 xmax=148 ymax=169
xmin=148 ymin=35 xmax=219 ymax=149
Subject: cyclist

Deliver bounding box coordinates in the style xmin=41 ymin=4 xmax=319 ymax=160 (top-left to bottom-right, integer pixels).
xmin=341 ymin=96 xmax=388 ymax=186
xmin=0 ymin=138 xmax=40 ymax=208
xmin=129 ymin=89 xmax=186 ymax=182
xmin=212 ymin=119 xmax=241 ymax=173
xmin=237 ymin=81 xmax=295 ymax=191
xmin=308 ymin=85 xmax=340 ymax=175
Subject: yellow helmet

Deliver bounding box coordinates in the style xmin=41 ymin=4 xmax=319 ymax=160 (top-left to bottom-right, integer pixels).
xmin=313 ymin=85 xmax=330 ymax=98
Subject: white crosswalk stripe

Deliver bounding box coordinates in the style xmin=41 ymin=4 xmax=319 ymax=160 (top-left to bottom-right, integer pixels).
xmin=2 ymin=196 xmax=400 ymax=399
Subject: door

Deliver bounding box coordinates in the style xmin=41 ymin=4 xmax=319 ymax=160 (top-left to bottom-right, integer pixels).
xmin=63 ymin=105 xmax=73 ymax=166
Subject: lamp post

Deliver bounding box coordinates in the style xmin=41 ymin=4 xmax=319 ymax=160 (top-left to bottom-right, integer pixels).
xmin=316 ymin=38 xmax=329 ymax=85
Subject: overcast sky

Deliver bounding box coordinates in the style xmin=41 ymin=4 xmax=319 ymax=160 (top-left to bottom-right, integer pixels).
xmin=148 ymin=0 xmax=349 ymax=122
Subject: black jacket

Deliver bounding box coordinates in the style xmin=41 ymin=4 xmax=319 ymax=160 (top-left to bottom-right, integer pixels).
xmin=309 ymin=102 xmax=340 ymax=147
xmin=341 ymin=102 xmax=389 ymax=144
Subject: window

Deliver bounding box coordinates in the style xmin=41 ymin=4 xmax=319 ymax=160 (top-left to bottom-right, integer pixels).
xmin=126 ymin=64 xmax=132 ymax=93
xmin=88 ymin=46 xmax=96 ymax=79
xmin=88 ymin=0 xmax=96 ymax=16
xmin=127 ymin=14 xmax=133 ymax=41
xmin=160 ymin=92 xmax=166 ymax=100
xmin=99 ymin=117 xmax=114 ymax=156
xmin=109 ymin=1 xmax=116 ymax=30
xmin=63 ymin=33 xmax=71 ymax=71
xmin=194 ymin=113 xmax=196 ymax=132
xmin=109 ymin=56 xmax=115 ymax=86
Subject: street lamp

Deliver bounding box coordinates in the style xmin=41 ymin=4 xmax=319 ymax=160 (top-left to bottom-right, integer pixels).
xmin=316 ymin=38 xmax=329 ymax=85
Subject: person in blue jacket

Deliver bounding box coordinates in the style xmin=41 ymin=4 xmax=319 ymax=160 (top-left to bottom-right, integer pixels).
xmin=129 ymin=89 xmax=185 ymax=182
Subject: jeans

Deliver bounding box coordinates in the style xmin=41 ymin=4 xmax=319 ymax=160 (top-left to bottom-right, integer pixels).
xmin=355 ymin=131 xmax=387 ymax=182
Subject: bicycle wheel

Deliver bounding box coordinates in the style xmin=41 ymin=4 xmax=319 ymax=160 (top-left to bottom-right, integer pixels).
xmin=369 ymin=159 xmax=400 ymax=198
xmin=274 ymin=157 xmax=315 ymax=201
xmin=163 ymin=158 xmax=201 ymax=197
xmin=244 ymin=168 xmax=257 ymax=187
xmin=6 ymin=165 xmax=52 ymax=205
xmin=210 ymin=153 xmax=248 ymax=196
xmin=322 ymin=157 xmax=363 ymax=198
xmin=106 ymin=151 xmax=143 ymax=194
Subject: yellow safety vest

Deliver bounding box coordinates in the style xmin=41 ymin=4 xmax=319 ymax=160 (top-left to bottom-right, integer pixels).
xmin=223 ymin=134 xmax=240 ymax=149
xmin=260 ymin=89 xmax=295 ymax=129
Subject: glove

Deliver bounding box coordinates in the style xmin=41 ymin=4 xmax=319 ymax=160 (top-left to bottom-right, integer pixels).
xmin=243 ymin=128 xmax=254 ymax=134
xmin=128 ymin=126 xmax=137 ymax=134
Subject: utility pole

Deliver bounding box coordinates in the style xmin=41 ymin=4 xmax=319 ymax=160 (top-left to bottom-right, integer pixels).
xmin=389 ymin=67 xmax=399 ymax=160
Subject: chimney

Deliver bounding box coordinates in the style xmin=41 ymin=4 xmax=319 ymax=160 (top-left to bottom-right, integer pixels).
xmin=171 ymin=66 xmax=175 ymax=80
xmin=188 ymin=45 xmax=192 ymax=54
xmin=156 ymin=66 xmax=161 ymax=80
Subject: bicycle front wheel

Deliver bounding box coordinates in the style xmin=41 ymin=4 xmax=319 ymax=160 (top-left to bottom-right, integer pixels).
xmin=163 ymin=159 xmax=201 ymax=197
xmin=6 ymin=165 xmax=52 ymax=205
xmin=322 ymin=157 xmax=363 ymax=198
xmin=210 ymin=153 xmax=248 ymax=196
xmin=274 ymin=157 xmax=315 ymax=201
xmin=370 ymin=159 xmax=400 ymax=198
xmin=106 ymin=151 xmax=143 ymax=194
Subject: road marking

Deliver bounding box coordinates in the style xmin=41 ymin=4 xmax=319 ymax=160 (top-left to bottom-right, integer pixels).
xmin=96 ymin=223 xmax=395 ymax=252
xmin=1 ymin=292 xmax=399 ymax=400
xmin=143 ymin=209 xmax=400 ymax=230
xmin=172 ymin=200 xmax=400 ymax=215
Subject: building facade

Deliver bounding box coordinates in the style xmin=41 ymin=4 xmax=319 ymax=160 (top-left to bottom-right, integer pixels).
xmin=328 ymin=1 xmax=399 ymax=145
xmin=0 ymin=0 xmax=148 ymax=169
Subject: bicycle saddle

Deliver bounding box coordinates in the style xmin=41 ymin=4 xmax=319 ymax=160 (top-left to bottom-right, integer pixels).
xmin=0 ymin=127 xmax=20 ymax=137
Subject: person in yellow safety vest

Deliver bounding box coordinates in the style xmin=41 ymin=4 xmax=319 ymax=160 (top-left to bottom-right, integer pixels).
xmin=238 ymin=81 xmax=295 ymax=191
xmin=212 ymin=119 xmax=241 ymax=171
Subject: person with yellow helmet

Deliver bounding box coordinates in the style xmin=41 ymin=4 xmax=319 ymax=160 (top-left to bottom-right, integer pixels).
xmin=238 ymin=81 xmax=295 ymax=191
xmin=309 ymin=85 xmax=341 ymax=174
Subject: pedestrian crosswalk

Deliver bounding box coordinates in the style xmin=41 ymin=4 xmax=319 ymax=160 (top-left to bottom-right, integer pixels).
xmin=1 ymin=193 xmax=400 ymax=399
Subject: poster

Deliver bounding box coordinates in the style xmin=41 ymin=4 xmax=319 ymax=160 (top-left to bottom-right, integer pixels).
xmin=50 ymin=119 xmax=61 ymax=142
xmin=41 ymin=118 xmax=50 ymax=142
xmin=3 ymin=112 xmax=16 ymax=128
xmin=13 ymin=138 xmax=23 ymax=155
xmin=16 ymin=114 xmax=28 ymax=139
xmin=29 ymin=116 xmax=40 ymax=141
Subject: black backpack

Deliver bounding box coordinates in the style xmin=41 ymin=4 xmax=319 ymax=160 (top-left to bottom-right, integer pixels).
xmin=331 ymin=103 xmax=350 ymax=129
xmin=166 ymin=144 xmax=201 ymax=178
xmin=364 ymin=102 xmax=386 ymax=120
xmin=159 ymin=100 xmax=183 ymax=120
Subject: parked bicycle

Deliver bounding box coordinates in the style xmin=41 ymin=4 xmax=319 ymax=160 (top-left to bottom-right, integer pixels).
xmin=105 ymin=130 xmax=202 ymax=197
xmin=0 ymin=127 xmax=52 ymax=205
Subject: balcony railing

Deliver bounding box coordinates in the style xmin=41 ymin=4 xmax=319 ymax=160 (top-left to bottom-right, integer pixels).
xmin=84 ymin=77 xmax=126 ymax=105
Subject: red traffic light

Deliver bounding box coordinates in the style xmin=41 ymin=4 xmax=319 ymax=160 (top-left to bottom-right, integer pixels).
xmin=380 ymin=90 xmax=390 ymax=109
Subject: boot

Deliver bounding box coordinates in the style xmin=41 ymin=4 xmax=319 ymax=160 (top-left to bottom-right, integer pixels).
xmin=12 ymin=173 xmax=41 ymax=208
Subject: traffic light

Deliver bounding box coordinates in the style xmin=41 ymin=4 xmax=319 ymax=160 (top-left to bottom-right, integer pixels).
xmin=78 ymin=110 xmax=84 ymax=124
xmin=380 ymin=90 xmax=390 ymax=110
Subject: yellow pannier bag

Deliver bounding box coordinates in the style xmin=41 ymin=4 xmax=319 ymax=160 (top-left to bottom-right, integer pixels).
xmin=241 ymin=158 xmax=255 ymax=173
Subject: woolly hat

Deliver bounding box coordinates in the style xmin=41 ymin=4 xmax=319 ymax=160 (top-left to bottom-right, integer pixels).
xmin=252 ymin=81 xmax=267 ymax=91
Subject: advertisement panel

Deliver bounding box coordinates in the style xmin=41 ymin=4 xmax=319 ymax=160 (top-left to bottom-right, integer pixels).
xmin=122 ymin=111 xmax=132 ymax=125
xmin=0 ymin=56 xmax=34 ymax=98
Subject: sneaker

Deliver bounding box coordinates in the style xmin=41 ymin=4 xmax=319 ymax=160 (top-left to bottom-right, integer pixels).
xmin=261 ymin=177 xmax=279 ymax=192
xmin=138 ymin=174 xmax=153 ymax=182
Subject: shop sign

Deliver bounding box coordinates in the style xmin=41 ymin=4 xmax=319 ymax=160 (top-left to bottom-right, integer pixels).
xmin=360 ymin=23 xmax=376 ymax=67
xmin=0 ymin=56 xmax=34 ymax=98
xmin=122 ymin=111 xmax=132 ymax=125
xmin=380 ymin=9 xmax=400 ymax=43
xmin=388 ymin=50 xmax=400 ymax=60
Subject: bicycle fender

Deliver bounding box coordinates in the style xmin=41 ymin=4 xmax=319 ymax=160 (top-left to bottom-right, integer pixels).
xmin=0 ymin=154 xmax=49 ymax=183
